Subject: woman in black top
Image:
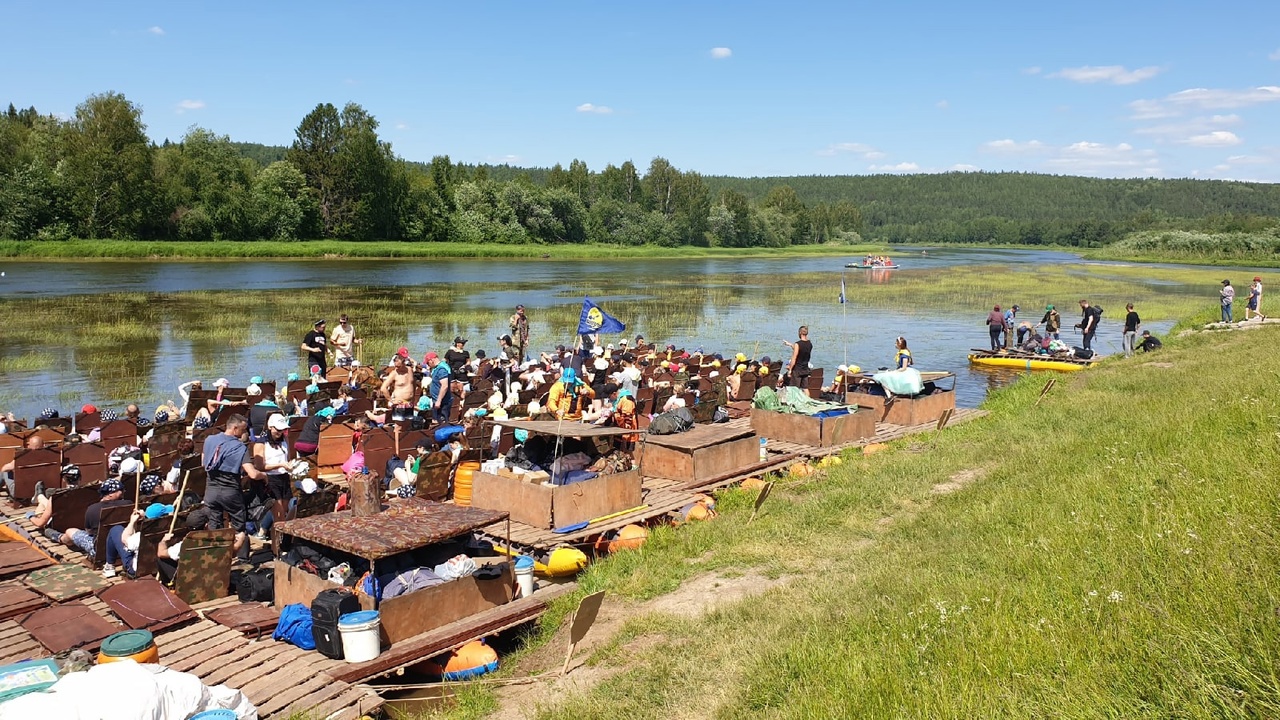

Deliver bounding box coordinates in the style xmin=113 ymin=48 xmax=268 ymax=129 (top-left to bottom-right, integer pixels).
xmin=784 ymin=326 xmax=813 ymax=388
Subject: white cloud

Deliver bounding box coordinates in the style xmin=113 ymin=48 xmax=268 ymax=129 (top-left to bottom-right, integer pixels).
xmin=175 ymin=99 xmax=205 ymax=114
xmin=575 ymin=103 xmax=613 ymax=115
xmin=818 ymin=142 xmax=886 ymax=160
xmin=1043 ymin=141 xmax=1161 ymax=176
xmin=395 ymin=122 xmax=408 ymax=130
xmin=710 ymin=47 xmax=732 ymax=59
xmin=1270 ymin=48 xmax=1280 ymax=61
xmin=1135 ymin=113 xmax=1239 ymax=142
xmin=868 ymin=162 xmax=920 ymax=173
xmin=148 ymin=26 xmax=164 ymax=35
xmin=1181 ymin=130 xmax=1243 ymax=147
xmin=936 ymin=99 xmax=949 ymax=110
xmin=1130 ymin=86 xmax=1280 ymax=119
xmin=982 ymin=139 xmax=1046 ymax=153
xmin=1049 ymin=65 xmax=1162 ymax=85
xmin=1022 ymin=66 xmax=1042 ymax=75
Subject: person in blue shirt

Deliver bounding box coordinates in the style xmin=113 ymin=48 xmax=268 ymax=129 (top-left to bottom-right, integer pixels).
xmin=201 ymin=414 xmax=264 ymax=557
xmin=1002 ymin=305 xmax=1019 ymax=349
xmin=424 ymin=352 xmax=453 ymax=423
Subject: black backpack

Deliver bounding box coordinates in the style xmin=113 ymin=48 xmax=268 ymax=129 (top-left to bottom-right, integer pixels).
xmin=237 ymin=566 xmax=275 ymax=603
xmin=647 ymin=407 xmax=694 ymax=435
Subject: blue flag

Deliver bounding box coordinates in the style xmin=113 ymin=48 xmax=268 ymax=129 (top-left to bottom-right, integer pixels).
xmin=578 ymin=297 xmax=626 ymax=335
xmin=839 ymin=276 xmax=847 ymax=304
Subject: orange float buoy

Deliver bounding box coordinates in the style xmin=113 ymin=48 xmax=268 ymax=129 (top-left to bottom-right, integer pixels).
xmin=609 ymin=524 xmax=649 ymax=553
xmin=422 ymin=640 xmax=499 ymax=680
xmin=862 ymin=443 xmax=888 ymax=455
xmin=453 ymin=461 xmax=480 ymax=506
xmin=740 ymin=477 xmax=766 ymax=490
xmin=788 ymin=462 xmax=814 ymax=477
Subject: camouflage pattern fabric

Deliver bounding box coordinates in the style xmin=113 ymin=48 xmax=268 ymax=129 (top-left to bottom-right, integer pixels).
xmin=23 ymin=563 xmax=108 ymax=601
xmin=172 ymin=528 xmax=234 ymax=605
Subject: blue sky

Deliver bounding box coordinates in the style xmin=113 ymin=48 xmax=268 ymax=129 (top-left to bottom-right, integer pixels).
xmin=4 ymin=1 xmax=1280 ymax=181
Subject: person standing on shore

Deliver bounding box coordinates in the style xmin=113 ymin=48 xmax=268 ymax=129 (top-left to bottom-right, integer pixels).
xmin=1122 ymin=303 xmax=1140 ymax=357
xmin=509 ymin=305 xmax=529 ymax=363
xmin=1003 ymin=305 xmax=1019 ymax=349
xmin=1246 ymin=276 xmax=1264 ymax=321
xmin=1220 ymin=280 xmax=1235 ymax=323
xmin=986 ymin=305 xmax=1004 ymax=352
xmin=1077 ymin=300 xmax=1101 ymax=351
xmin=301 ymin=319 xmax=328 ymax=377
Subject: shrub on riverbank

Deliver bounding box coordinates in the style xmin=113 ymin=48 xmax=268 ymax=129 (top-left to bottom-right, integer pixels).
xmin=1097 ymin=229 xmax=1280 ymax=266
xmin=507 ymin=325 xmax=1280 ymax=719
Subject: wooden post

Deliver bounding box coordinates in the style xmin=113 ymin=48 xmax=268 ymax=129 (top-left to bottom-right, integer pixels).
xmin=561 ymin=591 xmax=605 ymax=676
xmin=930 ymin=408 xmax=954 ymax=449
xmin=167 ymin=470 xmax=191 ymax=535
xmin=747 ymin=481 xmax=774 ymax=525
xmin=349 ymin=472 xmax=381 ymax=517
xmin=133 ymin=468 xmax=143 ymax=512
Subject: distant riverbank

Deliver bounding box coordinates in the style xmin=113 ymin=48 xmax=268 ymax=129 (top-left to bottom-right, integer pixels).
xmin=0 ymin=239 xmax=882 ymax=261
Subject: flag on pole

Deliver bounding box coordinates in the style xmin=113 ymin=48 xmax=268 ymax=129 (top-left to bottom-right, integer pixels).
xmin=578 ymin=297 xmax=626 ymax=335
xmin=839 ymin=276 xmax=847 ymax=304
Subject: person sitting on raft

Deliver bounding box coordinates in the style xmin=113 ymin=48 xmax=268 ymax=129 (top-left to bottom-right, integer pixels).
xmin=894 ymin=337 xmax=913 ymax=370
xmin=548 ymin=368 xmax=595 ymax=421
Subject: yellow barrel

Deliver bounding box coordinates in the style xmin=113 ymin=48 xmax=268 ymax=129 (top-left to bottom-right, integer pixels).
xmin=454 ymin=461 xmax=480 ymax=506
xmin=97 ymin=629 xmax=160 ymax=665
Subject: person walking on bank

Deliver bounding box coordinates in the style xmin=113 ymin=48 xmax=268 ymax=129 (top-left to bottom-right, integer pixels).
xmin=1077 ymin=300 xmax=1101 ymax=351
xmin=1220 ymin=279 xmax=1235 ymax=324
xmin=1039 ymin=304 xmax=1061 ymax=340
xmin=301 ymin=319 xmax=328 ymax=377
xmin=782 ymin=325 xmax=813 ymax=389
xmin=509 ymin=305 xmax=530 ymax=363
xmin=1122 ymin=303 xmax=1140 ymax=358
xmin=986 ymin=305 xmax=1004 ymax=352
xmin=1246 ymin=276 xmax=1264 ymax=322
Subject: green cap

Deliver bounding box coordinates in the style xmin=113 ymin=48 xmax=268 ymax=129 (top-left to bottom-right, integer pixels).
xmin=1046 ymin=304 xmax=1054 ymax=310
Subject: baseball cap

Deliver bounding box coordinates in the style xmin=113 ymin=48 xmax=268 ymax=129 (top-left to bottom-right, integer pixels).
xmin=424 ymin=351 xmax=439 ymax=362
xmin=516 ymin=304 xmax=525 ymax=310
xmin=1255 ymin=276 xmax=1262 ymax=282
xmin=250 ymin=376 xmax=264 ymax=385
xmin=80 ymin=404 xmax=98 ymax=414
xmin=267 ymin=413 xmax=289 ymax=431
xmin=246 ymin=383 xmax=261 ymax=396
xmin=454 ymin=336 xmax=467 ymax=345
xmin=592 ymin=346 xmax=604 ymax=356
xmin=213 ymin=377 xmax=230 ymax=388
xmin=314 ymin=319 xmax=325 ymax=326
xmin=1223 ymin=279 xmax=1231 ymax=285
xmin=119 ymin=457 xmax=143 ymax=476
xmin=395 ymin=347 xmax=409 ymax=358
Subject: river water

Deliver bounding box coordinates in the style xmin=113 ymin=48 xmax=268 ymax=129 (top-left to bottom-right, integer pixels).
xmin=0 ymin=248 xmax=1244 ymax=420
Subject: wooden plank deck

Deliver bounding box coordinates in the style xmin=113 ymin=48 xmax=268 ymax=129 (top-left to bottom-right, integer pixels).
xmin=731 ymin=406 xmax=988 ymax=461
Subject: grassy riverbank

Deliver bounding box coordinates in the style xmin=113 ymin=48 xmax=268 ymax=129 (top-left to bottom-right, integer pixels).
xmin=0 ymin=239 xmax=879 ymax=260
xmin=444 ymin=323 xmax=1280 ymax=719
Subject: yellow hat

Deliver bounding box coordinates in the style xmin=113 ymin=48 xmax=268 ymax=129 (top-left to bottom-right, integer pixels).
xmin=735 ymin=353 xmax=747 ymax=362
xmin=848 ymin=365 xmax=861 ymax=374
xmin=711 ymin=360 xmax=721 ymax=367
xmin=735 ymin=365 xmax=746 ymax=374
xmin=759 ymin=366 xmax=769 ymax=376
xmin=660 ymin=360 xmax=670 ymax=368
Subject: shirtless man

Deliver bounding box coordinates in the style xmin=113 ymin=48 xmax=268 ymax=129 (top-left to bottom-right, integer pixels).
xmin=380 ymin=354 xmax=416 ymax=420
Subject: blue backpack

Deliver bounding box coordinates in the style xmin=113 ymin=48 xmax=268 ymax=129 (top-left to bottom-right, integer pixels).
xmin=273 ymin=603 xmax=316 ymax=650
xmin=433 ymin=424 xmax=466 ymax=444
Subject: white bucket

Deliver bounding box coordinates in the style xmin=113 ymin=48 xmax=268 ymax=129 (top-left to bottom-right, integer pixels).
xmin=514 ymin=556 xmax=536 ymax=598
xmin=337 ymin=610 xmax=381 ymax=663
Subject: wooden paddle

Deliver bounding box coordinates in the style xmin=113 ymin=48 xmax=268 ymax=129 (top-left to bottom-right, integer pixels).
xmin=167 ymin=469 xmax=191 ymax=535
xmin=747 ymin=481 xmax=774 ymax=525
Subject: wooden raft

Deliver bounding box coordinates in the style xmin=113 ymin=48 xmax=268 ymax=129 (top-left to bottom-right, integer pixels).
xmin=728 ymin=406 xmax=988 ymax=459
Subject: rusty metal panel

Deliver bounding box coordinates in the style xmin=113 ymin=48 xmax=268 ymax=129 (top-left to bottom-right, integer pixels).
xmin=275 ymin=498 xmax=507 ymax=561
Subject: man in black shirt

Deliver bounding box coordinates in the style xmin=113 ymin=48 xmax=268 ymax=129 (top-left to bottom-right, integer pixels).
xmin=784 ymin=326 xmax=813 ymax=389
xmin=1122 ymin=303 xmax=1140 ymax=357
xmin=1076 ymin=300 xmax=1101 ymax=351
xmin=1138 ymin=330 xmax=1163 ymax=353
xmin=301 ymin=319 xmax=328 ymax=376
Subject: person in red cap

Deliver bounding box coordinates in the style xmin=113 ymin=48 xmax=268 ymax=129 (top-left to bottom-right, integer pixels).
xmin=1246 ymin=276 xmax=1264 ymax=321
xmin=81 ymin=404 xmax=98 ymax=415
xmin=424 ymin=352 xmax=453 ymax=423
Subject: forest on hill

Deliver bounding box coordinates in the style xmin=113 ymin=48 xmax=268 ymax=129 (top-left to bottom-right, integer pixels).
xmin=2 ymin=92 xmax=1278 ymax=249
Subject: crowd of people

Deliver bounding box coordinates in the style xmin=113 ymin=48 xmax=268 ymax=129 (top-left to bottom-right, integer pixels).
xmin=983 ymin=299 xmax=1162 ymax=358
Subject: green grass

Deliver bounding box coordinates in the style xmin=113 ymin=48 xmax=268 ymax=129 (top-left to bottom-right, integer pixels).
xmin=423 ymin=323 xmax=1280 ymax=719
xmin=1086 ymin=229 xmax=1280 ymax=268
xmin=0 ymin=239 xmax=881 ymax=260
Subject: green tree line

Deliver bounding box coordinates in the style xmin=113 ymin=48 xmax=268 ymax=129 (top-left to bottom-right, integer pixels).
xmin=2 ymin=91 xmax=1278 ymax=248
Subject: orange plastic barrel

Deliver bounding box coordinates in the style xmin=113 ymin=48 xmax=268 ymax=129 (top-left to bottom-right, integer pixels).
xmin=97 ymin=629 xmax=160 ymax=665
xmin=454 ymin=461 xmax=480 ymax=506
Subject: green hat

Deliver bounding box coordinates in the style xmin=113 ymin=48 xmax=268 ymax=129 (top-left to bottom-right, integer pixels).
xmin=1046 ymin=304 xmax=1054 ymax=310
